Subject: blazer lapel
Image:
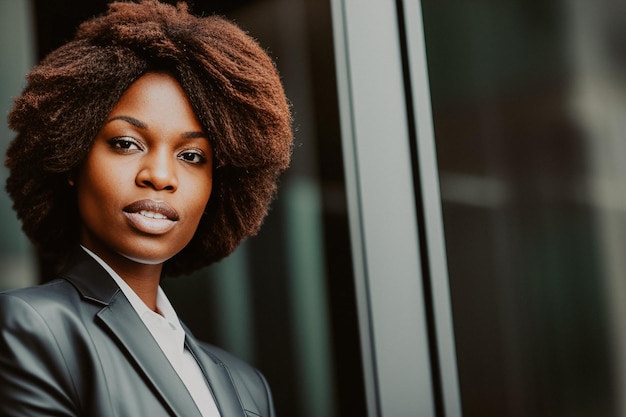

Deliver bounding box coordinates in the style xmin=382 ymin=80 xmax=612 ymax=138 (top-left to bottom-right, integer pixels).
xmin=185 ymin=335 xmax=251 ymax=417
xmin=60 ymin=248 xmax=202 ymax=417
xmin=97 ymin=297 xmax=203 ymax=417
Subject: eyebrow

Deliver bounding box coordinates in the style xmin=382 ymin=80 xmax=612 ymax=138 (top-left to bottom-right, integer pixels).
xmin=108 ymin=115 xmax=147 ymax=129
xmin=107 ymin=115 xmax=208 ymax=139
xmin=183 ymin=131 xmax=209 ymax=139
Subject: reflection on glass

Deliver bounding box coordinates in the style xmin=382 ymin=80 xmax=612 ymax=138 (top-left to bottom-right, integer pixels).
xmin=422 ymin=1 xmax=624 ymax=416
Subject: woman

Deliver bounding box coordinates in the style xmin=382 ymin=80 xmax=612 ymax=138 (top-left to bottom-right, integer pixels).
xmin=0 ymin=1 xmax=292 ymax=416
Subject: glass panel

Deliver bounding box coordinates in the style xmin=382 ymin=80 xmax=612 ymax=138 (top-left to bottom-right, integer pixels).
xmin=14 ymin=1 xmax=366 ymax=416
xmin=0 ymin=0 xmax=37 ymax=290
xmin=421 ymin=1 xmax=623 ymax=416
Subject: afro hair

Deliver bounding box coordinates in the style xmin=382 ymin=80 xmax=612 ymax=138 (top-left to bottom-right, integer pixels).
xmin=5 ymin=0 xmax=293 ymax=276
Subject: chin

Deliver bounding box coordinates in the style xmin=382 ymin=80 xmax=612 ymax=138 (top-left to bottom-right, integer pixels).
xmin=120 ymin=248 xmax=178 ymax=266
xmin=120 ymin=239 xmax=188 ymax=266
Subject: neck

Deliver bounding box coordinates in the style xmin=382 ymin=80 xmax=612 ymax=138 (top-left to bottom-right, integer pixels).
xmin=113 ymin=259 xmax=163 ymax=311
xmin=117 ymin=266 xmax=162 ymax=312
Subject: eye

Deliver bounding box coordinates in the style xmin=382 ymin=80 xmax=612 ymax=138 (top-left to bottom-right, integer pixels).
xmin=108 ymin=137 xmax=142 ymax=152
xmin=178 ymin=149 xmax=207 ymax=164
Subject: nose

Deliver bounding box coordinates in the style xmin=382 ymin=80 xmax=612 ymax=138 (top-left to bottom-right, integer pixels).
xmin=136 ymin=148 xmax=178 ymax=191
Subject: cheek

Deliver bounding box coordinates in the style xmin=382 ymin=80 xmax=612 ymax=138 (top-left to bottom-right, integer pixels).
xmin=186 ymin=171 xmax=213 ymax=216
xmin=75 ymin=159 xmax=125 ymax=215
xmin=188 ymin=184 xmax=212 ymax=223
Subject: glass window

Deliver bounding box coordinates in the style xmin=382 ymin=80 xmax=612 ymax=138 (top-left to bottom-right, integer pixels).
xmin=0 ymin=0 xmax=37 ymax=291
xmin=421 ymin=1 xmax=623 ymax=416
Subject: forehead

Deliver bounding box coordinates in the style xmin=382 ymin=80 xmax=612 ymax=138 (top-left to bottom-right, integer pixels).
xmin=108 ymin=72 xmax=203 ymax=131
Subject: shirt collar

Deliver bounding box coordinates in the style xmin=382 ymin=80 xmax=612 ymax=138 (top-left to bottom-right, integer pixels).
xmin=79 ymin=245 xmax=184 ymax=338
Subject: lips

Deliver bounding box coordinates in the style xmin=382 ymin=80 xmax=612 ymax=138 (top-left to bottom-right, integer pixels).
xmin=123 ymin=199 xmax=179 ymax=234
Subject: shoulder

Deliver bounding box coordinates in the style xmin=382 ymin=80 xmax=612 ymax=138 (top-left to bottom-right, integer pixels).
xmin=0 ymin=282 xmax=86 ymax=415
xmin=0 ymin=280 xmax=87 ymax=339
xmin=0 ymin=279 xmax=76 ymax=306
xmin=199 ymin=343 xmax=275 ymax=417
xmin=200 ymin=343 xmax=258 ymax=377
xmin=0 ymin=280 xmax=79 ymax=316
xmin=0 ymin=280 xmax=76 ymax=342
xmin=1 ymin=279 xmax=78 ymax=302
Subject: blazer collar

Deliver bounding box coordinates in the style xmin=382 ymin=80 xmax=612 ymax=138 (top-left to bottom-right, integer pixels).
xmin=58 ymin=248 xmax=228 ymax=417
xmin=97 ymin=297 xmax=204 ymax=417
xmin=58 ymin=246 xmax=120 ymax=306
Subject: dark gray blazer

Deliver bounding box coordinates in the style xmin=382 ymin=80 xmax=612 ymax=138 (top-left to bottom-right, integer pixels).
xmin=0 ymin=249 xmax=275 ymax=417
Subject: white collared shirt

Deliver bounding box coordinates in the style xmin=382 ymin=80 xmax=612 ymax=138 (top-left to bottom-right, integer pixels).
xmin=81 ymin=246 xmax=220 ymax=417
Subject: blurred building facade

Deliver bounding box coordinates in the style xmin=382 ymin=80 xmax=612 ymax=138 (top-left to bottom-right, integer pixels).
xmin=2 ymin=1 xmax=626 ymax=416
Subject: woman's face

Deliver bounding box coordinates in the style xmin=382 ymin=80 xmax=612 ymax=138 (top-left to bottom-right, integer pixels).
xmin=76 ymin=72 xmax=213 ymax=269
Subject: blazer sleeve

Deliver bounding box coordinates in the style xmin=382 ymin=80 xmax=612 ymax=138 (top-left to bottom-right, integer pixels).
xmin=0 ymin=293 xmax=79 ymax=417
